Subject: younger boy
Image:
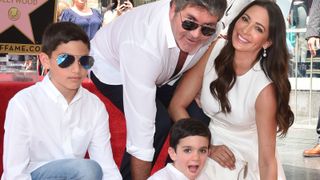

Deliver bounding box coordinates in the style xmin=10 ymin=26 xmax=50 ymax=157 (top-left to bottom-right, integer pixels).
xmin=148 ymin=118 xmax=211 ymax=180
xmin=2 ymin=22 xmax=122 ymax=180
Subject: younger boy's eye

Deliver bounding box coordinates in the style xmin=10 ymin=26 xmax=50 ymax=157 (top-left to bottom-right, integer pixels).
xmin=183 ymin=148 xmax=192 ymax=153
xmin=199 ymin=148 xmax=208 ymax=154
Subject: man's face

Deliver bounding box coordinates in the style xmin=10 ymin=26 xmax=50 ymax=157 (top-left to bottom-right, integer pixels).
xmin=169 ymin=4 xmax=219 ymax=54
xmin=168 ymin=135 xmax=209 ymax=180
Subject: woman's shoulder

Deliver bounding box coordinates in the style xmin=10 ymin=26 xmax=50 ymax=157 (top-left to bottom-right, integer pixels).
xmin=60 ymin=8 xmax=74 ymax=16
xmin=60 ymin=8 xmax=78 ymax=20
xmin=91 ymin=8 xmax=101 ymax=14
xmin=91 ymin=8 xmax=103 ymax=18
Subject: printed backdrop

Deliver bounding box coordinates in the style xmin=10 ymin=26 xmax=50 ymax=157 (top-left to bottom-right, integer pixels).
xmin=0 ymin=0 xmax=56 ymax=54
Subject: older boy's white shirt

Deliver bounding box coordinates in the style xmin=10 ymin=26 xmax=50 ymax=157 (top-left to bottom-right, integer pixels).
xmin=2 ymin=75 xmax=122 ymax=180
xmin=90 ymin=0 xmax=212 ymax=161
xmin=148 ymin=163 xmax=209 ymax=180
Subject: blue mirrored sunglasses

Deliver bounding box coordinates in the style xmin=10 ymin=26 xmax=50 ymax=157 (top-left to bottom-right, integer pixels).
xmin=56 ymin=53 xmax=94 ymax=70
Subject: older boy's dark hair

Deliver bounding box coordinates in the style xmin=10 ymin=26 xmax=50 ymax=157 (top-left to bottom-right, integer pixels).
xmin=41 ymin=22 xmax=90 ymax=57
xmin=169 ymin=118 xmax=211 ymax=150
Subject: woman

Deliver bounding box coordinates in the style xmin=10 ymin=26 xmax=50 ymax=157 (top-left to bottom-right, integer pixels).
xmin=103 ymin=0 xmax=134 ymax=25
xmin=168 ymin=1 xmax=294 ymax=179
xmin=60 ymin=0 xmax=102 ymax=40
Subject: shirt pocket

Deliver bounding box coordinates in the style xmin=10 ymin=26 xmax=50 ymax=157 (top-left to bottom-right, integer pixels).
xmin=71 ymin=127 xmax=93 ymax=157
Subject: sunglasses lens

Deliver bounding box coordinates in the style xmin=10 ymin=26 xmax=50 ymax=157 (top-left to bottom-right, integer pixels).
xmin=57 ymin=54 xmax=75 ymax=68
xmin=79 ymin=56 xmax=94 ymax=70
xmin=201 ymin=26 xmax=216 ymax=36
xmin=182 ymin=20 xmax=198 ymax=31
xmin=182 ymin=20 xmax=215 ymax=36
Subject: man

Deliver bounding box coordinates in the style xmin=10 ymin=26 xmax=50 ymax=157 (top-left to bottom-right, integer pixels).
xmin=303 ymin=0 xmax=320 ymax=157
xmin=89 ymin=0 xmax=227 ymax=179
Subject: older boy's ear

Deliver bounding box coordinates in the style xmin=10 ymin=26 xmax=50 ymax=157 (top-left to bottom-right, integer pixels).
xmin=168 ymin=147 xmax=177 ymax=161
xmin=38 ymin=52 xmax=50 ymax=70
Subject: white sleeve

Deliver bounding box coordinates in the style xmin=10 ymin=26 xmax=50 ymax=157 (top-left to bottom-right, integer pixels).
xmin=88 ymin=101 xmax=122 ymax=180
xmin=120 ymin=42 xmax=162 ymax=162
xmin=2 ymin=98 xmax=32 ymax=180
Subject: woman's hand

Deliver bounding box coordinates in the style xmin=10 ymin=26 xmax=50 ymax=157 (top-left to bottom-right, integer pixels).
xmin=116 ymin=1 xmax=133 ymax=16
xmin=209 ymin=144 xmax=236 ymax=170
xmin=116 ymin=4 xmax=127 ymax=16
xmin=124 ymin=1 xmax=133 ymax=9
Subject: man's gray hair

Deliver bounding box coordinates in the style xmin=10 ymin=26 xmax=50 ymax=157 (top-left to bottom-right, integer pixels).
xmin=171 ymin=0 xmax=227 ymax=20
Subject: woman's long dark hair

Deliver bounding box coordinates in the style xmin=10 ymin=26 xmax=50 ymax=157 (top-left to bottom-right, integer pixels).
xmin=210 ymin=0 xmax=294 ymax=136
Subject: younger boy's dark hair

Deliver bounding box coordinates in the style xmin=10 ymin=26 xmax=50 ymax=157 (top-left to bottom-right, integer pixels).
xmin=169 ymin=118 xmax=211 ymax=150
xmin=41 ymin=22 xmax=90 ymax=57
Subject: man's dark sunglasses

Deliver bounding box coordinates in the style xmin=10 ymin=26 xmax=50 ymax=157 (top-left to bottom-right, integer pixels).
xmin=180 ymin=13 xmax=216 ymax=36
xmin=56 ymin=53 xmax=94 ymax=70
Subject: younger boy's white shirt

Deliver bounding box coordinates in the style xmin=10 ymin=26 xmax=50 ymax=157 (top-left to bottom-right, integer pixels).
xmin=148 ymin=163 xmax=209 ymax=180
xmin=2 ymin=75 xmax=122 ymax=180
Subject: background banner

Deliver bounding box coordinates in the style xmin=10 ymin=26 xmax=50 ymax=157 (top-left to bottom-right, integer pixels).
xmin=0 ymin=0 xmax=56 ymax=54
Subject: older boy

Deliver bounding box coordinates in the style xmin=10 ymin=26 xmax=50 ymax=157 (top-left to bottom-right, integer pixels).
xmin=148 ymin=118 xmax=211 ymax=180
xmin=2 ymin=22 xmax=122 ymax=180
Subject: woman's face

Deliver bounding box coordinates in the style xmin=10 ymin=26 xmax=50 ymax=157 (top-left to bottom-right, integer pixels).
xmin=232 ymin=5 xmax=272 ymax=56
xmin=74 ymin=0 xmax=87 ymax=6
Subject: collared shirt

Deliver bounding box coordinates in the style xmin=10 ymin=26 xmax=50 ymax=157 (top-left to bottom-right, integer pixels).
xmin=2 ymin=75 xmax=122 ymax=180
xmin=90 ymin=0 xmax=212 ymax=161
xmin=148 ymin=163 xmax=209 ymax=180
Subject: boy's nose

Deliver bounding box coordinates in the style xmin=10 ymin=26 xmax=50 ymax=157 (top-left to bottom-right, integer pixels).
xmin=71 ymin=60 xmax=81 ymax=72
xmin=190 ymin=27 xmax=202 ymax=38
xmin=192 ymin=152 xmax=200 ymax=160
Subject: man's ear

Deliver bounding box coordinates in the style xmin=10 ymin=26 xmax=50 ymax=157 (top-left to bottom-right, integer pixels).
xmin=168 ymin=147 xmax=177 ymax=161
xmin=38 ymin=52 xmax=50 ymax=70
xmin=169 ymin=2 xmax=176 ymax=20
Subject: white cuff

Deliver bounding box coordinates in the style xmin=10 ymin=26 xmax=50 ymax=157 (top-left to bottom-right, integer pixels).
xmin=126 ymin=144 xmax=155 ymax=162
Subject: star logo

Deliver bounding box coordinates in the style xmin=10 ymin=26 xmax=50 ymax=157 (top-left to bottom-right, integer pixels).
xmin=0 ymin=0 xmax=48 ymax=43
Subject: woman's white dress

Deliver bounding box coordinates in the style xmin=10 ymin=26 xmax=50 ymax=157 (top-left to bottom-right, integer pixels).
xmin=201 ymin=39 xmax=286 ymax=179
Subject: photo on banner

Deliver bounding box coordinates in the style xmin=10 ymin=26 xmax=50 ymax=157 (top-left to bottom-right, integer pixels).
xmin=0 ymin=0 xmax=56 ymax=54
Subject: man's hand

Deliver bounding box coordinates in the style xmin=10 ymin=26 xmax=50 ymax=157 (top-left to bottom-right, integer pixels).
xmin=131 ymin=156 xmax=152 ymax=180
xmin=307 ymin=37 xmax=320 ymax=57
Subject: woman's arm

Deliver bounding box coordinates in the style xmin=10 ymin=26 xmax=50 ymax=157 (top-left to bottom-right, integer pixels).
xmin=255 ymin=83 xmax=278 ymax=179
xmin=168 ymin=43 xmax=215 ymax=122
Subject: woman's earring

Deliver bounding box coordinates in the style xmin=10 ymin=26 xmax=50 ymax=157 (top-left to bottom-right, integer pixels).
xmin=263 ymin=48 xmax=267 ymax=58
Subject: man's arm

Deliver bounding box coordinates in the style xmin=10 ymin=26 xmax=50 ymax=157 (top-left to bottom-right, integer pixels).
xmin=131 ymin=156 xmax=152 ymax=180
xmin=306 ymin=0 xmax=320 ymax=56
xmin=120 ymin=43 xmax=162 ymax=179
